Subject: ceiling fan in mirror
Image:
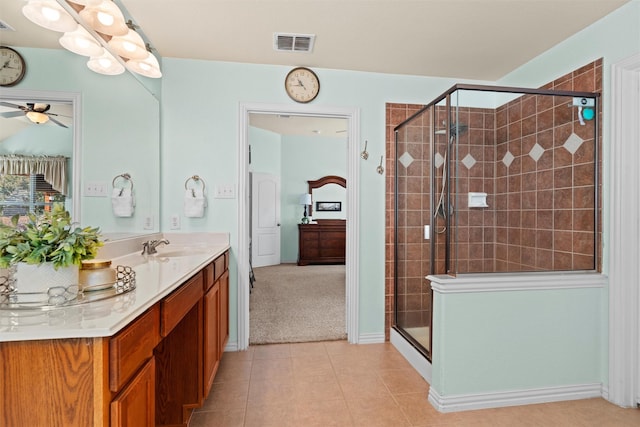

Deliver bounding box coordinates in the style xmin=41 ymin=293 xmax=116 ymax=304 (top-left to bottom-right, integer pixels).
xmin=0 ymin=102 xmax=69 ymax=128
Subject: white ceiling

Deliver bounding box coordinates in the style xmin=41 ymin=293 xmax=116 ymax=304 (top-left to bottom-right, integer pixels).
xmin=0 ymin=0 xmax=629 ymax=80
xmin=0 ymin=0 xmax=630 ymax=135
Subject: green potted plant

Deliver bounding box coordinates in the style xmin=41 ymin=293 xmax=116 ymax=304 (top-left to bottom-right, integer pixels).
xmin=0 ymin=204 xmax=102 ymax=294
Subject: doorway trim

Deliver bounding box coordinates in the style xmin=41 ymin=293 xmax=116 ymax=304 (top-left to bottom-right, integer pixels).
xmin=237 ymin=102 xmax=360 ymax=350
xmin=609 ymin=52 xmax=640 ymax=407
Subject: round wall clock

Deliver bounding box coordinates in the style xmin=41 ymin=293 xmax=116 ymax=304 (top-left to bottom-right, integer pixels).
xmin=284 ymin=67 xmax=320 ymax=103
xmin=0 ymin=46 xmax=26 ymax=87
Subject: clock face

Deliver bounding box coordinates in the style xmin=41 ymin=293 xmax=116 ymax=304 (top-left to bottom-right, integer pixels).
xmin=0 ymin=46 xmax=26 ymax=87
xmin=285 ymin=67 xmax=320 ymax=103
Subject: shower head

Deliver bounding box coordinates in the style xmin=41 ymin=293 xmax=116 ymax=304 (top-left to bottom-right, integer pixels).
xmin=450 ymin=122 xmax=468 ymax=137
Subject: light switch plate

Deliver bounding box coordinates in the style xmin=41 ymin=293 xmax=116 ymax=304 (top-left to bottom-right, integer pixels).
xmin=84 ymin=181 xmax=108 ymax=197
xmin=214 ymin=184 xmax=236 ymax=199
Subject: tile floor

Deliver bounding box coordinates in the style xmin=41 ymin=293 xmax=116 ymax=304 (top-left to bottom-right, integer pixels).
xmin=190 ymin=340 xmax=640 ymax=427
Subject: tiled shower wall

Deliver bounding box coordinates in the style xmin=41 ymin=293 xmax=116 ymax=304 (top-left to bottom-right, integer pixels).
xmin=386 ymin=59 xmax=602 ymax=340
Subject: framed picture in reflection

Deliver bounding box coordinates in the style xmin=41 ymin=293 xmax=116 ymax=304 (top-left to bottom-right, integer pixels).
xmin=316 ymin=201 xmax=341 ymax=212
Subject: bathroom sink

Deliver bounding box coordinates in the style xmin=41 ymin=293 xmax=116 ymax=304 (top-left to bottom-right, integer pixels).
xmin=152 ymin=247 xmax=212 ymax=258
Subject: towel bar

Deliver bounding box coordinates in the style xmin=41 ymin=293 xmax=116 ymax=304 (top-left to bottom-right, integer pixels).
xmin=112 ymin=173 xmax=134 ymax=195
xmin=185 ymin=175 xmax=206 ymax=197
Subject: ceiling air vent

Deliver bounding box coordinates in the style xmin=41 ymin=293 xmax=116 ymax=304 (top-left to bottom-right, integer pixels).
xmin=0 ymin=19 xmax=15 ymax=32
xmin=274 ymin=33 xmax=315 ymax=53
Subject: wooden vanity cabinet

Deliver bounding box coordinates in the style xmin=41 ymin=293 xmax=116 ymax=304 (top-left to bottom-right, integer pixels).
xmin=0 ymin=249 xmax=231 ymax=427
xmin=111 ymin=357 xmax=156 ymax=427
xmin=203 ymin=251 xmax=229 ymax=397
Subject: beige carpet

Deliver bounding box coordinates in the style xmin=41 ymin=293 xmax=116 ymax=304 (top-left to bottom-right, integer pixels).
xmin=249 ymin=263 xmax=347 ymax=344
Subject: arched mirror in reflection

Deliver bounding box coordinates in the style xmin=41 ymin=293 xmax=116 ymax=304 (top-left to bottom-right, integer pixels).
xmin=307 ymin=175 xmax=346 ymax=219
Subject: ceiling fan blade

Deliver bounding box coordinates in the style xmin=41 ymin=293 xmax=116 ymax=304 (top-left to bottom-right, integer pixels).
xmin=48 ymin=116 xmax=69 ymax=128
xmin=44 ymin=112 xmax=72 ymax=118
xmin=0 ymin=101 xmax=26 ymax=110
xmin=0 ymin=111 xmax=26 ymax=118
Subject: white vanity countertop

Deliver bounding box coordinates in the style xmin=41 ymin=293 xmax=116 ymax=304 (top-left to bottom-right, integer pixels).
xmin=0 ymin=233 xmax=230 ymax=343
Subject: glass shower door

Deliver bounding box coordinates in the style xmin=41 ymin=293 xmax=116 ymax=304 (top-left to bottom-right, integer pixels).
xmin=394 ymin=106 xmax=434 ymax=357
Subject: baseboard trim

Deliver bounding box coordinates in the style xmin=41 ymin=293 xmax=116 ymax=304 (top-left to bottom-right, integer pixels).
xmin=428 ymin=383 xmax=603 ymax=413
xmin=224 ymin=340 xmax=239 ymax=352
xmin=358 ymin=332 xmax=385 ymax=344
xmin=390 ymin=328 xmax=432 ymax=383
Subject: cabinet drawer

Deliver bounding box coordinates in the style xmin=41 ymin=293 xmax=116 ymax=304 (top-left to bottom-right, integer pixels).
xmin=204 ymin=263 xmax=214 ymax=292
xmin=161 ymin=272 xmax=203 ymax=336
xmin=213 ymin=253 xmax=225 ymax=282
xmin=110 ymin=305 xmax=160 ymax=392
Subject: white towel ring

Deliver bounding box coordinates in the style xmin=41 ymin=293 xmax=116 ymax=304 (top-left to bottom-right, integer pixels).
xmin=185 ymin=175 xmax=206 ymax=192
xmin=112 ymin=173 xmax=134 ymax=191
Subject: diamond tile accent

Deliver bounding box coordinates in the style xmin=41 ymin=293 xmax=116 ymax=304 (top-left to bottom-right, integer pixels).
xmin=398 ymin=151 xmax=414 ymax=168
xmin=461 ymin=153 xmax=476 ymax=169
xmin=529 ymin=143 xmax=544 ymax=162
xmin=434 ymin=152 xmax=444 ymax=169
xmin=502 ymin=151 xmax=514 ymax=168
xmin=564 ymin=132 xmax=584 ymax=154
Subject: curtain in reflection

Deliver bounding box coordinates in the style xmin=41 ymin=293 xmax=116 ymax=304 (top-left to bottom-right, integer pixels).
xmin=0 ymin=155 xmax=69 ymax=195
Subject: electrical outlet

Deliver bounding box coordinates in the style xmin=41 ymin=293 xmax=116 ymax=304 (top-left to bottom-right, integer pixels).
xmin=170 ymin=215 xmax=180 ymax=230
xmin=84 ymin=181 xmax=108 ymax=197
xmin=214 ymin=184 xmax=236 ymax=199
xmin=143 ymin=216 xmax=154 ymax=230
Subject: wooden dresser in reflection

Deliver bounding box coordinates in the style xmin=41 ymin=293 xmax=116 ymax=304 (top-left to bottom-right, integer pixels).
xmin=297 ymin=219 xmax=346 ymax=265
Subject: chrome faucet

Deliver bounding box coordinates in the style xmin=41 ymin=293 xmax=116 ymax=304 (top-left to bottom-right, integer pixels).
xmin=141 ymin=239 xmax=170 ymax=255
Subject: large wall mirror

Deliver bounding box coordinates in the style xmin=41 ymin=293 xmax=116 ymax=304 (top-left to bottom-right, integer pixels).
xmin=0 ymin=47 xmax=160 ymax=239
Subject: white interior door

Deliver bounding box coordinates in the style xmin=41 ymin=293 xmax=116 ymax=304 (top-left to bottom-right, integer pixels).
xmin=251 ymin=173 xmax=281 ymax=267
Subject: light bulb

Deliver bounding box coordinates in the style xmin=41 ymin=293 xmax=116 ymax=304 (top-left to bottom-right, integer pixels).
xmin=97 ymin=11 xmax=114 ymax=26
xmin=59 ymin=25 xmax=103 ymax=57
xmin=22 ymin=0 xmax=77 ymax=32
xmin=41 ymin=5 xmax=60 ymax=21
xmin=87 ymin=50 xmax=125 ymax=75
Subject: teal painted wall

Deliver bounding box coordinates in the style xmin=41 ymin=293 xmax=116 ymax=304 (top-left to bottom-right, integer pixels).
xmin=160 ymin=59 xmax=473 ymax=341
xmin=280 ymin=135 xmax=347 ymax=263
xmin=431 ymin=287 xmax=604 ymax=396
xmin=0 ymin=123 xmax=72 ymax=156
xmin=249 ymin=126 xmax=281 ymax=176
xmin=247 ymin=127 xmax=346 ymax=263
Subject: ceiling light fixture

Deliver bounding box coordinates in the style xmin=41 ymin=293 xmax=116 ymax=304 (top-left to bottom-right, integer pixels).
xmin=26 ymin=111 xmax=50 ymax=124
xmin=78 ymin=0 xmax=127 ymax=36
xmin=23 ymin=0 xmax=162 ymax=78
xmin=59 ymin=24 xmax=103 ymax=56
xmin=87 ymin=49 xmax=125 ymax=75
xmin=22 ymin=0 xmax=77 ymax=32
xmin=108 ymin=26 xmax=148 ymax=60
xmin=125 ymin=48 xmax=162 ymax=78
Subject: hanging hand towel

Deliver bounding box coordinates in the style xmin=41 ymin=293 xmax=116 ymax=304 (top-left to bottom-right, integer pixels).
xmin=184 ymin=188 xmax=206 ymax=218
xmin=111 ymin=188 xmax=135 ymax=217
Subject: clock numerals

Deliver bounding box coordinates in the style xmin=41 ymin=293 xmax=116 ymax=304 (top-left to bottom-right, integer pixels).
xmin=0 ymin=46 xmax=26 ymax=87
xmin=285 ymin=67 xmax=320 ymax=103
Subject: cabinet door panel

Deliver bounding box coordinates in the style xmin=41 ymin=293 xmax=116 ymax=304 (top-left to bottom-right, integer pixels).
xmin=161 ymin=272 xmax=203 ymax=336
xmin=203 ymin=282 xmax=220 ymax=396
xmin=219 ymin=270 xmax=229 ymax=356
xmin=110 ymin=305 xmax=160 ymax=392
xmin=111 ymin=357 xmax=155 ymax=427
